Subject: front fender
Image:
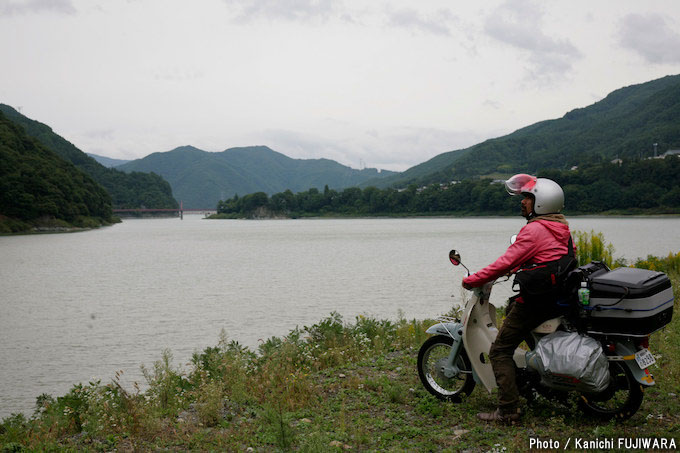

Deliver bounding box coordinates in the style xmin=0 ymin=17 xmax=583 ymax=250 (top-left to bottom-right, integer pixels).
xmin=426 ymin=321 xmax=463 ymax=338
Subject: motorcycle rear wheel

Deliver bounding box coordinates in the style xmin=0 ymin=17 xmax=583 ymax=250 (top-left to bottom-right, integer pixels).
xmin=417 ymin=335 xmax=475 ymax=402
xmin=577 ymin=361 xmax=644 ymax=421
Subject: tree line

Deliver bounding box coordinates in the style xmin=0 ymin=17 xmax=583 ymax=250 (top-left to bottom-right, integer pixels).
xmin=0 ymin=112 xmax=113 ymax=232
xmin=0 ymin=104 xmax=178 ymax=210
xmin=215 ymin=156 xmax=680 ymax=218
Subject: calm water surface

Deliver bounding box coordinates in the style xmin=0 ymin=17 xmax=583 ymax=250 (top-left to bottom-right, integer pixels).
xmin=1 ymin=216 xmax=678 ymax=417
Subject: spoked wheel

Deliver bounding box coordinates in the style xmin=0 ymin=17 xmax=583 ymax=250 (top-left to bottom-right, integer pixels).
xmin=578 ymin=361 xmax=644 ymax=421
xmin=417 ymin=335 xmax=475 ymax=401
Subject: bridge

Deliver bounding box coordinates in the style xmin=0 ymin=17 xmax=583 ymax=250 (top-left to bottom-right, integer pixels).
xmin=112 ymin=205 xmax=216 ymax=219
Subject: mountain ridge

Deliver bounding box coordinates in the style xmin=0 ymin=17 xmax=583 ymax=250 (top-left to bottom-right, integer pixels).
xmin=366 ymin=74 xmax=680 ymax=188
xmin=0 ymin=104 xmax=178 ymax=210
xmin=0 ymin=111 xmax=113 ymax=231
xmin=118 ymin=145 xmax=396 ymax=208
xmin=87 ymin=153 xmax=131 ymax=168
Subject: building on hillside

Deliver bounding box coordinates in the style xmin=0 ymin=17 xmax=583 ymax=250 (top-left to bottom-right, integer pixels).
xmin=648 ymin=149 xmax=680 ymax=159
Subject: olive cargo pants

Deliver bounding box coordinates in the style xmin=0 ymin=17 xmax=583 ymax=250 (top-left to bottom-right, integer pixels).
xmin=489 ymin=296 xmax=563 ymax=413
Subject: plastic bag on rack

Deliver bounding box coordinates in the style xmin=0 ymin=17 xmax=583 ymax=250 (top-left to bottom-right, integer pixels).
xmin=527 ymin=331 xmax=610 ymax=393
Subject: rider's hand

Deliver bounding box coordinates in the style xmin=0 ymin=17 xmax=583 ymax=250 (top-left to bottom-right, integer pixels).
xmin=462 ymin=281 xmax=473 ymax=290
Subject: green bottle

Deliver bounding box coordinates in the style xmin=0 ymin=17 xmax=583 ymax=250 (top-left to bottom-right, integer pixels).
xmin=578 ymin=281 xmax=590 ymax=306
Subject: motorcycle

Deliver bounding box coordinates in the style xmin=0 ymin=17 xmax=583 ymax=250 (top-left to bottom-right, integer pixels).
xmin=417 ymin=249 xmax=674 ymax=420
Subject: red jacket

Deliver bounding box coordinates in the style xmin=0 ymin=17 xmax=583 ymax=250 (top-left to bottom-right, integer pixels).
xmin=463 ymin=219 xmax=572 ymax=287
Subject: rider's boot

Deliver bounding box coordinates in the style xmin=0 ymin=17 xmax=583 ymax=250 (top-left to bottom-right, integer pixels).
xmin=477 ymin=407 xmax=521 ymax=424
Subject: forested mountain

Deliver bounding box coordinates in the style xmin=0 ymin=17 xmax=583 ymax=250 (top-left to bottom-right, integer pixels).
xmin=0 ymin=105 xmax=177 ymax=209
xmin=117 ymin=146 xmax=396 ymax=209
xmin=0 ymin=111 xmax=113 ymax=232
xmin=370 ymin=74 xmax=680 ymax=188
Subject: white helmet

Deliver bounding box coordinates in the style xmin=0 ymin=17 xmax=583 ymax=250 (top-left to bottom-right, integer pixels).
xmin=505 ymin=174 xmax=564 ymax=215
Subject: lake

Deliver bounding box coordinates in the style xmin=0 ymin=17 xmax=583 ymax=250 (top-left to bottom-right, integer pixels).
xmin=1 ymin=215 xmax=679 ymax=418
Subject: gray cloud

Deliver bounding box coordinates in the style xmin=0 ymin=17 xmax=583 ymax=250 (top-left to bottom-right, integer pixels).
xmin=0 ymin=0 xmax=76 ymax=16
xmin=220 ymin=1 xmax=468 ymax=45
xmin=618 ymin=13 xmax=680 ymax=64
xmin=386 ymin=8 xmax=455 ymax=36
xmin=221 ymin=0 xmax=459 ymax=37
xmin=221 ymin=0 xmax=337 ymax=23
xmin=484 ymin=0 xmax=581 ymax=83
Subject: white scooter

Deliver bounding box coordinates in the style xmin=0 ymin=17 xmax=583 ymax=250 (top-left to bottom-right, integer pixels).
xmin=416 ymin=249 xmax=672 ymax=420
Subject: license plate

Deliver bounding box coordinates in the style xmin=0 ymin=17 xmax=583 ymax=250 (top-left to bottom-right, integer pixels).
xmin=634 ymin=348 xmax=656 ymax=368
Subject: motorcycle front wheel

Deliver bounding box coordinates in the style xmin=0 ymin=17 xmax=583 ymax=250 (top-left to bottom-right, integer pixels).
xmin=577 ymin=361 xmax=644 ymax=421
xmin=417 ymin=335 xmax=475 ymax=401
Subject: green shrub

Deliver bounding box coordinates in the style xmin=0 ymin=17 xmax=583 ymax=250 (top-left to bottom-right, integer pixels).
xmin=304 ymin=311 xmax=345 ymax=347
xmin=195 ymin=380 xmax=224 ymax=427
xmin=573 ymin=230 xmax=617 ymax=267
xmin=0 ymin=216 xmax=31 ymax=234
xmin=0 ymin=413 xmax=29 ymax=447
xmin=141 ymin=349 xmax=191 ymax=416
xmin=352 ymin=315 xmax=396 ymax=353
xmin=71 ymin=215 xmax=101 ymax=229
xmin=634 ymin=252 xmax=680 ymax=274
xmin=261 ymin=404 xmax=295 ymax=451
xmin=1 ymin=442 xmax=27 ymax=453
xmin=83 ymin=375 xmax=153 ymax=437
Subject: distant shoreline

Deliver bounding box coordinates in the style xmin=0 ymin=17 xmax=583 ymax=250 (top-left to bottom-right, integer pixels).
xmin=207 ymin=210 xmax=680 ymax=220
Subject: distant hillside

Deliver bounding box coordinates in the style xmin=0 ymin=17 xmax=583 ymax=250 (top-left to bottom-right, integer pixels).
xmin=0 ymin=105 xmax=178 ymax=210
xmin=0 ymin=111 xmax=113 ymax=232
xmin=375 ymin=74 xmax=680 ymax=188
xmin=87 ymin=153 xmax=131 ymax=168
xmin=360 ymin=148 xmax=470 ymax=189
xmin=117 ymin=146 xmax=397 ymax=209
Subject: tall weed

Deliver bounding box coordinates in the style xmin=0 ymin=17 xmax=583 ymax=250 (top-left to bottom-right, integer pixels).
xmin=84 ymin=373 xmax=152 ymax=437
xmin=141 ymin=349 xmax=190 ymax=416
xmin=573 ymin=230 xmax=619 ymax=267
xmin=194 ymin=380 xmax=224 ymax=427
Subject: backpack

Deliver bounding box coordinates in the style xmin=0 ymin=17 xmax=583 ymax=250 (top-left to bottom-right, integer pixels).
xmin=513 ymin=235 xmax=577 ymax=299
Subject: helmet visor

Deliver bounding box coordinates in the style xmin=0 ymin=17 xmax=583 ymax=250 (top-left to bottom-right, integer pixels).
xmin=505 ymin=174 xmax=537 ymax=195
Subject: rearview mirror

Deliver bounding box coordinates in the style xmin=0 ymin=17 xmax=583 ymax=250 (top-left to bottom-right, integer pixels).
xmin=449 ymin=249 xmax=470 ymax=276
xmin=449 ymin=250 xmax=461 ymax=266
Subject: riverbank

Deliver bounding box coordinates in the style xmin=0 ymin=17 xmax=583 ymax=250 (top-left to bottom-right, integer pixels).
xmin=0 ymin=215 xmax=121 ymax=235
xmin=2 ymin=270 xmax=678 ymax=451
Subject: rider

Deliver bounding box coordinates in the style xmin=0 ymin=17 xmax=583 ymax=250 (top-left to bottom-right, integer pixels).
xmin=462 ymin=174 xmax=574 ymax=423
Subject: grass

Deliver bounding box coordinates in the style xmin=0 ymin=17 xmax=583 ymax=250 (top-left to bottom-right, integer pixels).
xmin=2 ymin=263 xmax=680 ymax=451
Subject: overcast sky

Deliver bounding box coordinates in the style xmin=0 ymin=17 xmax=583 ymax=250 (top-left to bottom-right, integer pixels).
xmin=2 ymin=0 xmax=680 ymax=171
